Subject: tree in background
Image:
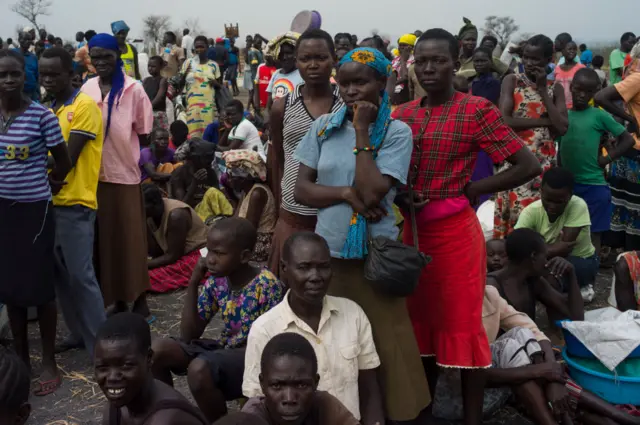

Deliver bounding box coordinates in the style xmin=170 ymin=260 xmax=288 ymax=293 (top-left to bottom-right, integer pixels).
xmin=143 ymin=14 xmax=171 ymax=54
xmin=184 ymin=18 xmax=204 ymax=37
xmin=483 ymin=15 xmax=519 ymax=50
xmin=11 ymin=0 xmax=52 ymax=33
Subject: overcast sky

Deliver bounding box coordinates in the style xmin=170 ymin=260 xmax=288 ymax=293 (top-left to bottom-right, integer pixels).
xmin=1 ymin=0 xmax=637 ymax=46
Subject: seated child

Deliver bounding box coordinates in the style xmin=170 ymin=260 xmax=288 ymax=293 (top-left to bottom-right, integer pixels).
xmin=242 ymin=333 xmax=360 ymax=425
xmin=610 ymin=251 xmax=640 ymax=311
xmin=0 ymin=347 xmax=30 ymax=425
xmin=558 ymin=68 xmax=635 ymax=254
xmin=488 ymin=228 xmax=584 ymax=324
xmin=151 ymin=217 xmax=283 ymax=423
xmin=169 ymin=120 xmax=191 ymax=161
xmin=143 ymin=184 xmax=208 ymax=293
xmin=94 ymin=312 xmax=208 ymax=425
xmin=224 ymin=149 xmax=276 ymax=262
xmin=515 ymin=167 xmax=599 ymax=301
xmin=168 ymin=138 xmax=231 ymax=224
xmin=433 ymin=273 xmax=640 ymax=425
xmin=243 ymin=232 xmax=383 ymax=425
xmin=139 ymin=127 xmax=178 ymax=189
xmin=486 ymin=239 xmax=507 ymax=272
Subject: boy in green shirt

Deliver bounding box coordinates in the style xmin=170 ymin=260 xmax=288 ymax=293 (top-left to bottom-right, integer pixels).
xmin=609 ymin=32 xmax=636 ymax=85
xmin=515 ymin=168 xmax=599 ymax=301
xmin=558 ymin=68 xmax=635 ymax=255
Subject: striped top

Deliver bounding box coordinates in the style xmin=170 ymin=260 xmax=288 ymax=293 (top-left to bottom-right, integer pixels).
xmin=0 ymin=102 xmax=65 ymax=202
xmin=281 ymin=84 xmax=343 ymax=216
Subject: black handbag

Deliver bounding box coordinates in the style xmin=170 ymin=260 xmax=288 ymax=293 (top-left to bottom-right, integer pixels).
xmin=364 ymin=182 xmax=431 ymax=297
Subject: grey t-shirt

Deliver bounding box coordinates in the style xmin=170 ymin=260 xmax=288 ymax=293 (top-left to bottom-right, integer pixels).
xmin=295 ymin=114 xmax=412 ymax=258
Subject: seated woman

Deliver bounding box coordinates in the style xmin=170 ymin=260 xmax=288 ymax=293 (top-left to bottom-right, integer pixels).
xmin=433 ymin=275 xmax=640 ymax=425
xmin=487 ymin=228 xmax=584 ymax=324
xmin=140 ymin=127 xmax=180 ymax=190
xmin=150 ymin=218 xmax=283 ymax=423
xmin=143 ymin=183 xmax=208 ymax=293
xmin=95 ymin=313 xmax=209 ymax=425
xmin=223 ymin=149 xmax=276 ymax=262
xmin=610 ymin=251 xmax=640 ymax=312
xmin=169 ymin=138 xmax=232 ymax=225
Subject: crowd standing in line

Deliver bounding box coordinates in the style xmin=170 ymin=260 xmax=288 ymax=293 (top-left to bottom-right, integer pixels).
xmin=2 ymin=15 xmax=640 ymax=425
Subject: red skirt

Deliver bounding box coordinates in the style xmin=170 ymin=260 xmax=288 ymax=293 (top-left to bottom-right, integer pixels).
xmin=149 ymin=250 xmax=202 ymax=293
xmin=404 ymin=206 xmax=491 ymax=368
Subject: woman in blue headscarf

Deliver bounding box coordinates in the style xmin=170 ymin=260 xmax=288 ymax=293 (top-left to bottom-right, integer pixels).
xmin=293 ymin=47 xmax=430 ymax=423
xmin=81 ymin=33 xmax=155 ymax=321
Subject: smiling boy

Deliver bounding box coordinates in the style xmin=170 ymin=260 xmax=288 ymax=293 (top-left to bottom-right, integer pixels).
xmin=94 ymin=312 xmax=208 ymax=424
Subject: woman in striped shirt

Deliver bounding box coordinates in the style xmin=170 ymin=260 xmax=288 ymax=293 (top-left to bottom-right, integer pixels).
xmin=0 ymin=49 xmax=71 ymax=396
xmin=267 ymin=29 xmax=344 ymax=276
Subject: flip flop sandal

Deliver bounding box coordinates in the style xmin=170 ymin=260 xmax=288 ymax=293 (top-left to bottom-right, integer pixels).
xmin=33 ymin=374 xmax=62 ymax=396
xmin=147 ymin=315 xmax=157 ymax=325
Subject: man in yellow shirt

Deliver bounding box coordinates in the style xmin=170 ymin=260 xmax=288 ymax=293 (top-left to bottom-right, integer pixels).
xmin=40 ymin=47 xmax=106 ymax=357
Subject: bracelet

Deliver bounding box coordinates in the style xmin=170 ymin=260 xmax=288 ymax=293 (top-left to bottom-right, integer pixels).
xmin=353 ymin=146 xmax=375 ymax=155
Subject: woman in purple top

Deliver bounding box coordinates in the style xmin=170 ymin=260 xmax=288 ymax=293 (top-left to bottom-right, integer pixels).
xmin=139 ymin=127 xmax=176 ymax=185
xmin=0 ymin=50 xmax=71 ymax=396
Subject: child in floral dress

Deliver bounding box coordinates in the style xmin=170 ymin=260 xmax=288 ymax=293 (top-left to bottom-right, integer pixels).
xmin=149 ymin=217 xmax=283 ymax=423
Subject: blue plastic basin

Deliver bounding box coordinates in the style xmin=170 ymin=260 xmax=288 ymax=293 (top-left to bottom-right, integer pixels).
xmin=563 ymin=348 xmax=640 ymax=405
xmin=558 ymin=320 xmax=640 ymax=359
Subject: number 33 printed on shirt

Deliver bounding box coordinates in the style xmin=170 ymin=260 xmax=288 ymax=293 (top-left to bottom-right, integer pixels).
xmin=4 ymin=145 xmax=30 ymax=160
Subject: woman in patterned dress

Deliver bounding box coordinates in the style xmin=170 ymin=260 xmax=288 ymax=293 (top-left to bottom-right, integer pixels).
xmin=180 ymin=35 xmax=221 ymax=139
xmin=494 ymin=34 xmax=569 ymax=238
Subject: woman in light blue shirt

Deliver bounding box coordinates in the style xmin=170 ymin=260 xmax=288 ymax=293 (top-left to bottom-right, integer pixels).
xmin=293 ymin=47 xmax=429 ymax=422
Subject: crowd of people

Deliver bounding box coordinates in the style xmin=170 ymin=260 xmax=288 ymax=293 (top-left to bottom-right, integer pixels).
xmin=2 ymin=14 xmax=640 ymax=425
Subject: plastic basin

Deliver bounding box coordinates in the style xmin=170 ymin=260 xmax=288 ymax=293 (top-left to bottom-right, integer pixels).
xmin=558 ymin=319 xmax=640 ymax=359
xmin=563 ymin=348 xmax=640 ymax=405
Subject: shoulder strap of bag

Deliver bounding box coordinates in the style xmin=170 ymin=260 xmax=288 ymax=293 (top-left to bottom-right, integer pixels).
xmin=407 ymin=180 xmax=419 ymax=250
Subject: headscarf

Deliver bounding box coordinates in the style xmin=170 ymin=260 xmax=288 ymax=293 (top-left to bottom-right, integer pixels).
xmin=264 ymin=32 xmax=300 ymax=59
xmin=110 ymin=20 xmax=130 ymax=35
xmin=88 ymin=33 xmax=125 ymax=139
xmin=317 ymin=47 xmax=392 ymax=259
xmin=458 ymin=17 xmax=478 ymax=40
xmin=398 ymin=33 xmax=417 ymax=47
xmin=222 ymin=149 xmax=267 ymax=182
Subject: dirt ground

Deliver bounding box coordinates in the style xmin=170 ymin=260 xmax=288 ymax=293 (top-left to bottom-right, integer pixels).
xmin=10 ymin=267 xmax=612 ymax=425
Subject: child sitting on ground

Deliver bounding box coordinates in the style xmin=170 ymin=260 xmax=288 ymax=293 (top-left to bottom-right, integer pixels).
xmin=0 ymin=347 xmax=30 ymax=425
xmin=94 ymin=313 xmax=208 ymax=425
xmin=486 ymin=239 xmax=507 ymax=272
xmin=487 ymin=228 xmax=584 ymax=324
xmin=558 ymin=68 xmax=635 ymax=255
xmin=169 ymin=120 xmax=191 ymax=161
xmin=151 ymin=217 xmax=283 ymax=423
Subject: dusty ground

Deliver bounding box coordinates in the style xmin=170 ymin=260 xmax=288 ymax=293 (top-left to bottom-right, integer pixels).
xmin=11 ymin=267 xmax=613 ymax=425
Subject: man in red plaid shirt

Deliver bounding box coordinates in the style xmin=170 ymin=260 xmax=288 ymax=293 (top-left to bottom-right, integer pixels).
xmin=391 ymin=28 xmax=542 ymax=425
